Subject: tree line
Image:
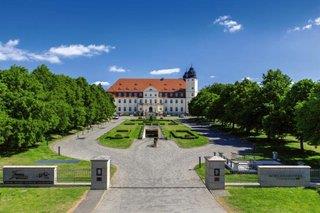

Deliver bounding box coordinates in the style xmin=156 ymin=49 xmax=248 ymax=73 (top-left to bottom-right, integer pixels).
xmin=189 ymin=69 xmax=320 ymax=150
xmin=0 ymin=65 xmax=115 ymax=149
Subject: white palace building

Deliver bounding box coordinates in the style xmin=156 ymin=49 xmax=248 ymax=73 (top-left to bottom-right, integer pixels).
xmin=107 ymin=66 xmax=198 ymax=116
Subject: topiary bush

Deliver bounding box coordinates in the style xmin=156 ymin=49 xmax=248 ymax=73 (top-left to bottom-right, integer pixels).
xmin=114 ymin=134 xmax=123 ymax=139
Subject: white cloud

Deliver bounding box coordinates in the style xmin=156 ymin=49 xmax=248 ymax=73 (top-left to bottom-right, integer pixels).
xmin=210 ymin=75 xmax=215 ymax=78
xmin=288 ymin=17 xmax=320 ymax=33
xmin=214 ymin=15 xmax=243 ymax=33
xmin=149 ymin=68 xmax=180 ymax=75
xmin=93 ymin=81 xmax=110 ymax=86
xmin=0 ymin=39 xmax=113 ymax=64
xmin=109 ymin=65 xmax=127 ymax=73
xmin=302 ymin=24 xmax=312 ymax=30
xmin=49 ymin=44 xmax=114 ymax=57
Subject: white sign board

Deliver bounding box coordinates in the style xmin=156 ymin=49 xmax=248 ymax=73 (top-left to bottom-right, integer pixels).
xmin=3 ymin=166 xmax=57 ymax=185
xmin=258 ymin=165 xmax=310 ymax=187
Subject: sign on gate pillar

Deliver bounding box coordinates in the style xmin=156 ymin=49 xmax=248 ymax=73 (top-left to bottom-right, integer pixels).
xmin=91 ymin=156 xmax=111 ymax=190
xmin=205 ymin=156 xmax=226 ymax=190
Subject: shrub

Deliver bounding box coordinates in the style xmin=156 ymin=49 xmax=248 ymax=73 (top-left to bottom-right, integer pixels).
xmin=116 ymin=129 xmax=129 ymax=132
xmin=138 ymin=125 xmax=144 ymax=139
xmin=114 ymin=134 xmax=123 ymax=139
xmin=184 ymin=134 xmax=196 ymax=139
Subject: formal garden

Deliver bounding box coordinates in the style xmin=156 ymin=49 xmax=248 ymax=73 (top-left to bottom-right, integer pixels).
xmin=98 ymin=117 xmax=208 ymax=148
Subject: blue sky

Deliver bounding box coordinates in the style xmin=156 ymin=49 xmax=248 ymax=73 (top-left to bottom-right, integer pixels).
xmin=1 ymin=0 xmax=320 ymax=88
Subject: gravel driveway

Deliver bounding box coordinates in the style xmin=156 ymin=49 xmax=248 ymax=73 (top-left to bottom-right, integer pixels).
xmin=52 ymin=118 xmax=251 ymax=213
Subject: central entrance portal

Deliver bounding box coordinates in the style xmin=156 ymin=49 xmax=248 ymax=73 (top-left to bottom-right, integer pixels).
xmin=149 ymin=107 xmax=153 ymax=113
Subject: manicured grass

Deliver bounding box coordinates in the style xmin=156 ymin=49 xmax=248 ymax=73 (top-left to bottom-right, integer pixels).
xmin=224 ymin=187 xmax=320 ymax=213
xmin=0 ymin=142 xmax=92 ymax=182
xmin=0 ymin=187 xmax=88 ymax=213
xmin=161 ymin=121 xmax=208 ymax=148
xmin=194 ymin=162 xmax=320 ymax=212
xmin=98 ymin=120 xmax=142 ymax=148
xmin=0 ymin=136 xmax=117 ymax=212
xmin=194 ymin=163 xmax=258 ymax=183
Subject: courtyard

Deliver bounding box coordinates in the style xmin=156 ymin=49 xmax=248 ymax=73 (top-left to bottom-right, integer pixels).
xmin=50 ymin=116 xmax=250 ymax=212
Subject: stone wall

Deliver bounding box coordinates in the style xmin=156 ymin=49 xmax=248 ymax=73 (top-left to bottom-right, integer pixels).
xmin=258 ymin=165 xmax=310 ymax=187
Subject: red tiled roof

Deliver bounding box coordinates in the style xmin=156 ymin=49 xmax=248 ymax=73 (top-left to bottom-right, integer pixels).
xmin=107 ymin=78 xmax=186 ymax=93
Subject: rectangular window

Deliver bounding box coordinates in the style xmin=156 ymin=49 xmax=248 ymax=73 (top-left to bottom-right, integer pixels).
xmin=160 ymin=99 xmax=162 ymax=104
xmin=165 ymin=107 xmax=167 ymax=111
xmin=124 ymin=107 xmax=126 ymax=111
xmin=175 ymin=107 xmax=178 ymax=112
xmin=145 ymin=99 xmax=147 ymax=103
xmin=124 ymin=99 xmax=126 ymax=103
xmin=170 ymin=107 xmax=173 ymax=112
xmin=181 ymin=107 xmax=183 ymax=111
xmin=140 ymin=99 xmax=143 ymax=104
xmin=118 ymin=107 xmax=121 ymax=111
xmin=155 ymin=99 xmax=157 ymax=104
xmin=149 ymin=99 xmax=152 ymax=104
xmin=129 ymin=99 xmax=132 ymax=103
xmin=170 ymin=99 xmax=173 ymax=104
xmin=165 ymin=99 xmax=167 ymax=104
xmin=118 ymin=99 xmax=121 ymax=103
xmin=134 ymin=107 xmax=137 ymax=111
xmin=134 ymin=99 xmax=137 ymax=103
xmin=175 ymin=99 xmax=178 ymax=104
xmin=129 ymin=107 xmax=132 ymax=111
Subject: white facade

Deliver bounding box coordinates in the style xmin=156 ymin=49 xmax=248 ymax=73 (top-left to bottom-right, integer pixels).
xmin=115 ymin=86 xmax=188 ymax=115
xmin=108 ymin=66 xmax=198 ymax=116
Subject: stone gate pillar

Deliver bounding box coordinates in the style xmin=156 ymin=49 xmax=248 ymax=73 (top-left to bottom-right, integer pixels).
xmin=91 ymin=156 xmax=111 ymax=190
xmin=205 ymin=156 xmax=226 ymax=190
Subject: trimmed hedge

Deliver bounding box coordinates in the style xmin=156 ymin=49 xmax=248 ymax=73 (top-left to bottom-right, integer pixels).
xmin=170 ymin=130 xmax=199 ymax=139
xmin=138 ymin=125 xmax=144 ymax=139
xmin=116 ymin=129 xmax=130 ymax=132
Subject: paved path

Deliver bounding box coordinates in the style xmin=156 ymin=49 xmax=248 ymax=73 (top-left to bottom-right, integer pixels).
xmin=52 ymin=118 xmax=251 ymax=213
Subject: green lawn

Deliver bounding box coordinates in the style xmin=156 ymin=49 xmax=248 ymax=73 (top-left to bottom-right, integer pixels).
xmin=0 ymin=136 xmax=117 ymax=212
xmin=161 ymin=121 xmax=208 ymax=148
xmin=194 ymin=163 xmax=320 ymax=212
xmin=98 ymin=120 xmax=142 ymax=148
xmin=0 ymin=187 xmax=88 ymax=213
xmin=224 ymin=187 xmax=320 ymax=213
xmin=194 ymin=163 xmax=258 ymax=183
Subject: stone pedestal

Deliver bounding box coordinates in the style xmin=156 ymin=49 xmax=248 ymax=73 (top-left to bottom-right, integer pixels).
xmin=205 ymin=156 xmax=226 ymax=190
xmin=91 ymin=156 xmax=111 ymax=190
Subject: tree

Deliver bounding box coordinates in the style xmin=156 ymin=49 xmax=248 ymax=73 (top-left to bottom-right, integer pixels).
xmin=0 ymin=65 xmax=116 ymax=149
xmin=295 ymin=83 xmax=320 ymax=148
xmin=261 ymin=69 xmax=292 ymax=139
xmin=189 ymin=87 xmax=219 ymax=117
xmin=284 ymin=79 xmax=315 ymax=150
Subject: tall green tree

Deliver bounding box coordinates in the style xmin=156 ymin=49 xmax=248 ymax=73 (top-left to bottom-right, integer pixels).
xmin=284 ymin=79 xmax=315 ymax=150
xmin=295 ymin=83 xmax=320 ymax=148
xmin=261 ymin=69 xmax=292 ymax=139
